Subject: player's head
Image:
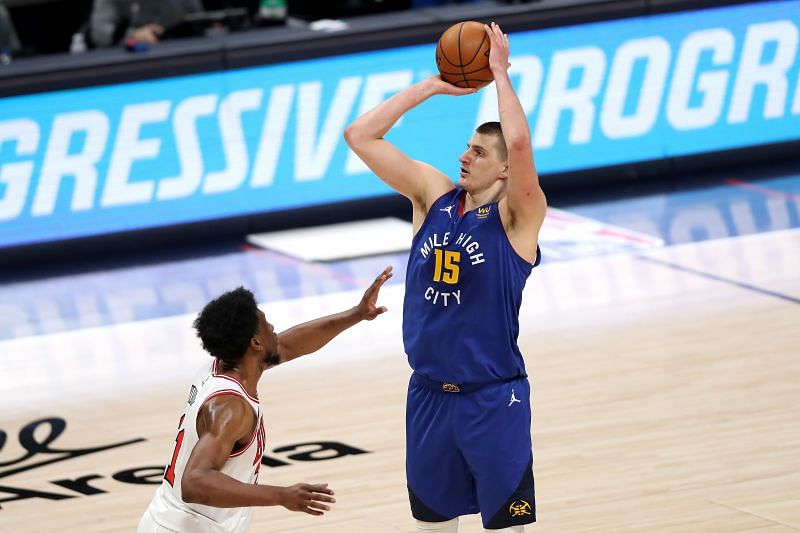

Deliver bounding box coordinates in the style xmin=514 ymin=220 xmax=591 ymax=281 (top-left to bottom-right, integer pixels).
xmin=458 ymin=121 xmax=508 ymax=193
xmin=475 ymin=122 xmax=508 ymax=160
xmin=193 ymin=287 xmax=280 ymax=369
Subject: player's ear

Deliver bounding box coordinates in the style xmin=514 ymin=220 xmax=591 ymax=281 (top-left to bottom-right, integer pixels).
xmin=251 ymin=336 xmax=262 ymax=351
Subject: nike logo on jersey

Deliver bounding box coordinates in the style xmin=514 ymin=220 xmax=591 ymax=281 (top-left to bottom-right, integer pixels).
xmin=508 ymin=389 xmax=521 ymax=407
xmin=440 ymin=205 xmax=454 ymax=218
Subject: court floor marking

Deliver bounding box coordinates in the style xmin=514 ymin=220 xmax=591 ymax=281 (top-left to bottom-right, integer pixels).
xmin=636 ymin=255 xmax=800 ymax=305
xmin=707 ymin=499 xmax=798 ymax=531
xmin=241 ymin=244 xmax=381 ymax=286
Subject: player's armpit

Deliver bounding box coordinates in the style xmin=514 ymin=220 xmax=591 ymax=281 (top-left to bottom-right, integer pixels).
xmin=502 ymin=171 xmax=547 ymax=263
xmin=507 ymin=174 xmax=546 ymax=225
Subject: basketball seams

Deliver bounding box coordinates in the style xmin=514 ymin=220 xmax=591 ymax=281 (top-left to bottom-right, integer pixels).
xmin=438 ymin=64 xmax=493 ymax=76
xmin=464 ymin=31 xmax=489 ymax=66
xmin=449 ymin=78 xmax=493 ymax=88
xmin=456 ymin=22 xmax=469 ymax=88
xmin=437 ymin=40 xmax=460 ymax=68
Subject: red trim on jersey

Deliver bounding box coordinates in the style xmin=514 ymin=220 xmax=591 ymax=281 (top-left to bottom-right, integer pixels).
xmin=230 ymin=412 xmax=261 ymax=458
xmin=212 ymin=359 xmax=259 ymax=403
xmin=200 ymin=389 xmax=261 ymax=458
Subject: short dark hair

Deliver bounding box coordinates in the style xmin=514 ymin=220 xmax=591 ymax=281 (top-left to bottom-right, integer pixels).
xmin=193 ymin=287 xmax=259 ymax=366
xmin=475 ymin=121 xmax=507 ymax=160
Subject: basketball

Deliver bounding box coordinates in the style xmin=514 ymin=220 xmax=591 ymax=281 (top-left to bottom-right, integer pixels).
xmin=436 ymin=21 xmax=493 ymax=89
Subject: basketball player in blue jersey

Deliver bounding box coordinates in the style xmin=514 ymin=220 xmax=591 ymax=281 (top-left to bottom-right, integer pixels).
xmin=345 ymin=22 xmax=546 ymax=532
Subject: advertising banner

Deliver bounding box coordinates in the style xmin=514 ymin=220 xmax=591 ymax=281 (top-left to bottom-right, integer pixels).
xmin=1 ymin=0 xmax=798 ymax=248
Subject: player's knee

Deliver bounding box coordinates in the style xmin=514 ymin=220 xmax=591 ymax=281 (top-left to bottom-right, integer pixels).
xmin=416 ymin=517 xmax=459 ymax=532
xmin=484 ymin=526 xmax=524 ymax=533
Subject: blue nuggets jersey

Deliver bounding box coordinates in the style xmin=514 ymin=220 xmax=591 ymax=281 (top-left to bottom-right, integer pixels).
xmin=403 ymin=188 xmax=541 ymax=384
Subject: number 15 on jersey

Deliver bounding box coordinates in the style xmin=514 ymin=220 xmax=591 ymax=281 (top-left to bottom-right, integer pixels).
xmin=433 ymin=249 xmax=460 ymax=284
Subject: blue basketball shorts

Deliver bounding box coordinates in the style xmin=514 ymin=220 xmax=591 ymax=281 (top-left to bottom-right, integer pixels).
xmin=406 ymin=373 xmax=536 ymax=529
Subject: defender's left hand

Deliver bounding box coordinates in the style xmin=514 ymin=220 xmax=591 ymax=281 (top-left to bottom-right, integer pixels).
xmin=484 ymin=22 xmax=511 ymax=75
xmin=357 ymin=266 xmax=393 ymax=320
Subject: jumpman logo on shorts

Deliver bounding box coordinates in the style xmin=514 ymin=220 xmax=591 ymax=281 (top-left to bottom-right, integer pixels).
xmin=440 ymin=205 xmax=454 ymax=218
xmin=508 ymin=389 xmax=521 ymax=407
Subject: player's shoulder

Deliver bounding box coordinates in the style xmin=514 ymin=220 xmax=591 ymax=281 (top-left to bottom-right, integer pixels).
xmin=189 ymin=363 xmax=258 ymax=421
xmin=203 ymin=391 xmax=251 ymax=411
xmin=416 ymin=164 xmax=455 ymax=206
xmin=197 ymin=386 xmax=255 ymax=422
xmin=196 ymin=392 xmax=255 ymax=442
xmin=413 ymin=161 xmax=454 ymax=189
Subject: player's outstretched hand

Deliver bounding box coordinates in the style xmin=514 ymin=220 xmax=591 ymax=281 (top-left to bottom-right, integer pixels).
xmin=280 ymin=483 xmax=336 ymax=516
xmin=357 ymin=265 xmax=393 ymax=320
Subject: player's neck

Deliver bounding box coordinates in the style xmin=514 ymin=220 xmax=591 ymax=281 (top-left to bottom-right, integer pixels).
xmin=463 ymin=184 xmax=504 ymax=213
xmin=221 ymin=358 xmax=262 ymax=398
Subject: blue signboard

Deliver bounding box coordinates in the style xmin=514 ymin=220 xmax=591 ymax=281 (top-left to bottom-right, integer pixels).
xmin=1 ymin=0 xmax=798 ymax=248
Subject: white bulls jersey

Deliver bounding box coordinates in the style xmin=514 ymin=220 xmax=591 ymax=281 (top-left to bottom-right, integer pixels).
xmin=140 ymin=359 xmax=266 ymax=533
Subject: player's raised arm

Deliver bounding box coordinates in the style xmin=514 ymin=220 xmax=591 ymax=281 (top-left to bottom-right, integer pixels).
xmin=485 ymin=23 xmax=547 ymax=260
xmin=344 ymin=77 xmax=472 ymax=224
xmin=275 ymin=266 xmax=392 ymax=365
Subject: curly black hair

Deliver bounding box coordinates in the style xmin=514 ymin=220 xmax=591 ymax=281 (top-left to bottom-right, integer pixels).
xmin=193 ymin=287 xmax=259 ymax=366
xmin=476 ymin=121 xmax=507 ymax=160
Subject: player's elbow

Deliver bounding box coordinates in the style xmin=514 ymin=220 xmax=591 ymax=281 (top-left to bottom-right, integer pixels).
xmin=533 ymin=186 xmax=547 ymax=206
xmin=345 ymin=122 xmax=382 ymax=149
xmin=344 ymin=124 xmax=364 ymax=148
xmin=507 ymin=133 xmax=532 ymax=153
xmin=181 ymin=472 xmax=204 ymax=504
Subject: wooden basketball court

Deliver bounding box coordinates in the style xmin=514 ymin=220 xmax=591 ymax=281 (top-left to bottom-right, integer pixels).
xmin=1 ymin=221 xmax=798 ymax=532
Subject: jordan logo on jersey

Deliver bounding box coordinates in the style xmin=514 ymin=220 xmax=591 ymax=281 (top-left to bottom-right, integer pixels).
xmin=508 ymin=389 xmax=521 ymax=407
xmin=440 ymin=205 xmax=455 ymax=218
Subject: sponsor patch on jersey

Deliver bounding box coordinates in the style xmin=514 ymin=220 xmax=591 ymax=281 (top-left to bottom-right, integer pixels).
xmin=476 ymin=206 xmax=491 ymax=219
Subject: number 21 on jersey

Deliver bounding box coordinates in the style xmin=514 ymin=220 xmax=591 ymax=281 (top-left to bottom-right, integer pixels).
xmin=164 ymin=414 xmax=186 ymax=486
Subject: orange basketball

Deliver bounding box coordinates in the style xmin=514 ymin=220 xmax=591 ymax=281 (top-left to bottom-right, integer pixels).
xmin=436 ymin=21 xmax=493 ymax=89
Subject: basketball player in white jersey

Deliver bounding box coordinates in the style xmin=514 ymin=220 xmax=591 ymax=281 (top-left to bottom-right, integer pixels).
xmin=138 ymin=266 xmax=393 ymax=532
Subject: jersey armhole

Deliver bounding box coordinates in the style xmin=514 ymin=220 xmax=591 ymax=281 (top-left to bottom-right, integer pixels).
xmin=493 ymin=206 xmax=541 ymax=268
xmin=411 ymin=188 xmax=460 ymax=249
xmin=198 ymin=390 xmax=259 ymax=458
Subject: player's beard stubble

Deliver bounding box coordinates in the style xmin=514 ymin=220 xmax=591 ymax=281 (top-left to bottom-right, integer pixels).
xmin=263 ymin=350 xmax=280 ymax=367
